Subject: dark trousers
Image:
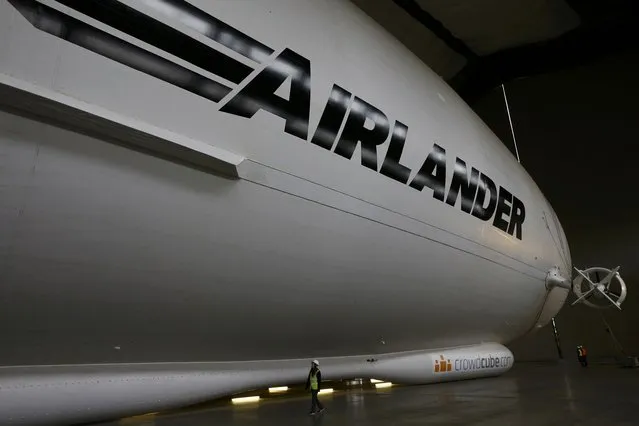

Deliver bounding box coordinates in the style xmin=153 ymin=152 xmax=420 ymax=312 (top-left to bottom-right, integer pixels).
xmin=578 ymin=356 xmax=588 ymax=367
xmin=310 ymin=390 xmax=324 ymax=412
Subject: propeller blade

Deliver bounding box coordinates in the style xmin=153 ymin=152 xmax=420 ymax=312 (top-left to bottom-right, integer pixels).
xmin=601 ymin=266 xmax=620 ymax=288
xmin=574 ymin=268 xmax=597 ymax=290
xmin=594 ymin=285 xmax=622 ymax=310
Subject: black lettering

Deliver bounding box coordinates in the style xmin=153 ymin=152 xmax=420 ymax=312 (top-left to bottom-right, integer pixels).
xmin=493 ymin=186 xmax=513 ymax=233
xmin=310 ymin=84 xmax=352 ymax=150
xmin=135 ymin=0 xmax=275 ymax=63
xmin=379 ymin=121 xmax=412 ymax=184
xmin=8 ymin=0 xmax=233 ymax=103
xmin=495 ymin=358 xmax=500 ymax=367
xmin=445 ymin=158 xmax=480 ymax=213
xmin=409 ymin=143 xmax=446 ymax=201
xmin=508 ymin=196 xmax=525 ymax=240
xmin=54 ymin=0 xmax=253 ymax=84
xmin=471 ymin=173 xmax=498 ymax=220
xmin=221 ymin=48 xmax=311 ymax=140
xmin=333 ymin=97 xmax=390 ymax=171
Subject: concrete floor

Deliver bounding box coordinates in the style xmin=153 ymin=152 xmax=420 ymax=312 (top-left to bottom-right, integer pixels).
xmin=100 ymin=362 xmax=639 ymax=426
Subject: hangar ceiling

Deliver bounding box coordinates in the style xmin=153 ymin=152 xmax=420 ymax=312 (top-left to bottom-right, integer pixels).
xmin=352 ymin=0 xmax=639 ymax=102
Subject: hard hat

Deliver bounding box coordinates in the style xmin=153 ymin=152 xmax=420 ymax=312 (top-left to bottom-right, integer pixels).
xmin=312 ymin=359 xmax=319 ymax=366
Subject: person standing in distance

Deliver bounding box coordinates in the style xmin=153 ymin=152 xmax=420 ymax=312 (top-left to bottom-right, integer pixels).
xmin=581 ymin=345 xmax=588 ymax=367
xmin=305 ymin=360 xmax=325 ymax=415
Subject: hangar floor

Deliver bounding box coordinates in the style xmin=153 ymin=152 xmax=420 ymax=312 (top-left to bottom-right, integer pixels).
xmin=98 ymin=362 xmax=638 ymax=426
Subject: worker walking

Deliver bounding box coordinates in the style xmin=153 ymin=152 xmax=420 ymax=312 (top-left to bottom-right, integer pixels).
xmin=577 ymin=345 xmax=588 ymax=367
xmin=305 ymin=360 xmax=325 ymax=415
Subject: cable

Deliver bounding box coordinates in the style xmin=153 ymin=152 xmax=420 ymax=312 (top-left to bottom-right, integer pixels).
xmin=501 ymin=84 xmax=520 ymax=163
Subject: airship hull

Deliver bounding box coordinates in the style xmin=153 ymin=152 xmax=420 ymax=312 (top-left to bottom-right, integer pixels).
xmin=0 ymin=0 xmax=570 ymax=423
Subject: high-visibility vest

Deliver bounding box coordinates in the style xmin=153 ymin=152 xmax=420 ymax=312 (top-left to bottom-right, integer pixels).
xmin=310 ymin=371 xmax=319 ymax=390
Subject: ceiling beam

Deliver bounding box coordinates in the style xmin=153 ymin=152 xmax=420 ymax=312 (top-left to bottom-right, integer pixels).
xmin=450 ymin=0 xmax=639 ymax=104
xmin=450 ymin=21 xmax=639 ymax=104
xmin=392 ymin=0 xmax=478 ymax=61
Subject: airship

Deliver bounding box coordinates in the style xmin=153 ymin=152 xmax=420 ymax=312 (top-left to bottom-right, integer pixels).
xmin=0 ymin=0 xmax=626 ymax=424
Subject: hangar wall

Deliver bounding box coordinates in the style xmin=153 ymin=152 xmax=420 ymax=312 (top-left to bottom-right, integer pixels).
xmin=472 ymin=49 xmax=639 ymax=362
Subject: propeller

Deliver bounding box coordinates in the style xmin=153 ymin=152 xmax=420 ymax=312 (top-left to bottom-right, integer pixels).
xmin=571 ymin=266 xmax=626 ymax=310
xmin=588 ymin=271 xmax=622 ymax=298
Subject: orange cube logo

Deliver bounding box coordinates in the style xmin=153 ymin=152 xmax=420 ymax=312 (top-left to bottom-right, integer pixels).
xmin=434 ymin=355 xmax=452 ymax=373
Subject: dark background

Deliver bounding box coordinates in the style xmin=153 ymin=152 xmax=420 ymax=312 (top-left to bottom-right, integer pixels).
xmin=471 ymin=49 xmax=639 ymax=361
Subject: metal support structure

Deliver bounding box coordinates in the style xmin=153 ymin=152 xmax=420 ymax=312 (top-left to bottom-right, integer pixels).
xmin=392 ymin=0 xmax=477 ymax=61
xmin=551 ymin=317 xmax=563 ymax=359
xmin=599 ymin=311 xmax=626 ymax=357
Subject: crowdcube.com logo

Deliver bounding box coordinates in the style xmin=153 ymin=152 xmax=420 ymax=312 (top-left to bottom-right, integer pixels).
xmin=434 ymin=354 xmax=513 ymax=373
